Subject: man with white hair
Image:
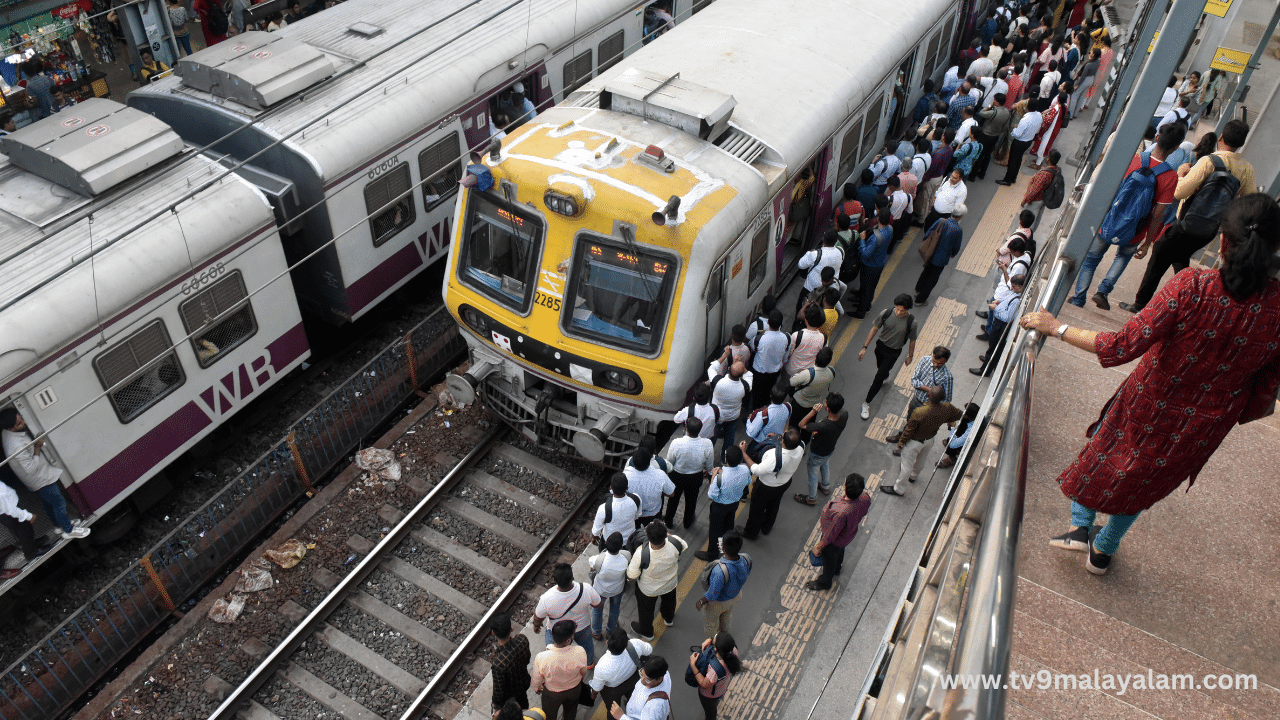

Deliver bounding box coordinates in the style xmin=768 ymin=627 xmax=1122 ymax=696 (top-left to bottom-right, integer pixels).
xmin=914 ymin=204 xmax=966 ymax=304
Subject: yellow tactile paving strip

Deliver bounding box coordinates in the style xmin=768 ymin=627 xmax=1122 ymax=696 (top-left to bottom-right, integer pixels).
xmin=864 ymin=297 xmax=968 ymax=442
xmin=717 ymin=475 xmax=882 ymax=720
xmin=955 ymin=179 xmax=1027 ymax=277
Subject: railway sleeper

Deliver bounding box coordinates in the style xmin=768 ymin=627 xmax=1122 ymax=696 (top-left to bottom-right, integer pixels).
xmin=278 ymin=661 xmax=385 ymax=720
xmin=463 ymin=469 xmax=567 ymax=521
xmin=488 ymin=445 xmax=593 ymax=495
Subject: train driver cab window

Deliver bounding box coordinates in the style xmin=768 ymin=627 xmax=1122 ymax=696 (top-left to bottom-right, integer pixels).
xmin=562 ymin=235 xmax=676 ymax=354
xmin=458 ymin=191 xmax=544 ymax=313
xmin=366 ymin=163 xmax=416 ymax=247
xmin=93 ymin=320 xmax=186 ymax=423
xmin=179 ymin=271 xmax=259 ymax=368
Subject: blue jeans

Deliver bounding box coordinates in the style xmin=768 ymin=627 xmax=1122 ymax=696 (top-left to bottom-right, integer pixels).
xmin=1070 ymin=501 xmax=1141 ymax=555
xmin=591 ymin=594 xmax=622 ymax=636
xmin=1070 ymin=235 xmax=1139 ymax=306
xmin=37 ymin=484 xmax=73 ymax=533
xmin=545 ymin=625 xmax=596 ymax=665
xmin=806 ymin=450 xmax=831 ymax=500
xmin=175 ymin=33 xmax=193 ymax=56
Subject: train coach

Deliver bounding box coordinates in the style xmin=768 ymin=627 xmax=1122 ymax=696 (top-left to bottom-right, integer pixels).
xmin=444 ymin=0 xmax=961 ymax=465
xmin=0 ymin=99 xmax=307 ymax=542
xmin=129 ymin=0 xmax=708 ymax=325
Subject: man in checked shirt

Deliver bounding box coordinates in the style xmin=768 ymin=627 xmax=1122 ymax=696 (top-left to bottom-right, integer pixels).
xmin=885 ymin=346 xmax=953 ymax=444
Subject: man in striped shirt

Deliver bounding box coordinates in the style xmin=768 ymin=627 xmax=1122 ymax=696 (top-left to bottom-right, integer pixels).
xmin=885 ymin=347 xmax=953 ymax=444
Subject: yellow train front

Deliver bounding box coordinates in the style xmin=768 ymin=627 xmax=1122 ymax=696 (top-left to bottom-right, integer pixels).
xmin=443 ymin=70 xmax=784 ymax=466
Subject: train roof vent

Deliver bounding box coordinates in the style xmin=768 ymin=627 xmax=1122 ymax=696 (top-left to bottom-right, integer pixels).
xmin=600 ymin=68 xmax=734 ymax=141
xmin=0 ymin=98 xmax=183 ymax=197
xmin=175 ymin=30 xmax=335 ymax=110
xmin=713 ymin=126 xmax=766 ymax=166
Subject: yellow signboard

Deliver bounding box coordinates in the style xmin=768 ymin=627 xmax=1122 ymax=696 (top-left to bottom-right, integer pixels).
xmin=1148 ymin=31 xmax=1159 ymax=53
xmin=1205 ymin=0 xmax=1232 ymax=18
xmin=1210 ymin=46 xmax=1251 ymax=74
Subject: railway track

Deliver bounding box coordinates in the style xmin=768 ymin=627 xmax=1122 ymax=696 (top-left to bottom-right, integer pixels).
xmin=212 ymin=426 xmax=605 ymax=720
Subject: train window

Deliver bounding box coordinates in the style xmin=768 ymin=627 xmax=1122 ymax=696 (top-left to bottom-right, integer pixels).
xmin=563 ymin=49 xmax=593 ymax=97
xmin=706 ymin=261 xmax=724 ymax=309
xmin=93 ymin=320 xmax=185 ymax=423
xmin=598 ymin=30 xmax=624 ymax=75
xmin=859 ymin=94 xmax=883 ymax=160
xmin=747 ymin=223 xmax=769 ymax=295
xmin=938 ymin=22 xmax=954 ymax=76
xmin=924 ymin=29 xmax=942 ymax=80
xmin=179 ymin=271 xmax=259 ymax=368
xmin=418 ymin=133 xmax=463 ymax=212
xmin=458 ymin=191 xmax=544 ymax=313
xmin=562 ymin=234 xmax=677 ymax=355
xmin=365 ymin=163 xmax=416 ymax=248
xmin=837 ymin=117 xmax=863 ymax=183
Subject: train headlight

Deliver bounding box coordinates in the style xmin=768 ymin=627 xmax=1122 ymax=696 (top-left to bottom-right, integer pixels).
xmin=460 ymin=305 xmax=490 ymax=335
xmin=544 ymin=182 xmax=586 ymax=218
xmin=544 ymin=191 xmax=579 ymax=217
xmin=597 ymin=368 xmax=641 ymax=395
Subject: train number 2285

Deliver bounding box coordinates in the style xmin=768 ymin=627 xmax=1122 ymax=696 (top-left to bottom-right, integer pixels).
xmin=534 ymin=291 xmax=562 ymax=311
xmin=181 ymin=261 xmax=227 ymax=295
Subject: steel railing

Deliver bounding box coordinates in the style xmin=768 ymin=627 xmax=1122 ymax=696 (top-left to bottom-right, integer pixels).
xmin=0 ymin=308 xmax=466 ymax=720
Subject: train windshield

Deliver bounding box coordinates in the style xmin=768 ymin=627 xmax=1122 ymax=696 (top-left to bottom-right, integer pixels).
xmin=562 ymin=235 xmax=676 ymax=354
xmin=458 ymin=191 xmax=544 ymax=312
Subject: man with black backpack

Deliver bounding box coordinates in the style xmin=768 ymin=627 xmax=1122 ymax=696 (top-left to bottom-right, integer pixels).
xmin=1070 ymin=123 xmax=1182 ymax=309
xmin=855 ymin=294 xmax=918 ymax=421
xmin=709 ymin=362 xmax=750 ymax=459
xmin=627 ymin=521 xmax=688 ymax=641
xmin=663 ymin=417 xmax=714 ymax=530
xmin=1122 ymin=120 xmax=1256 ymax=313
xmin=592 ymin=474 xmax=642 ymax=546
xmin=1021 ymin=149 xmax=1064 ymax=232
xmin=693 ymin=530 xmax=751 ymax=634
xmin=748 ymin=309 xmax=791 ymax=409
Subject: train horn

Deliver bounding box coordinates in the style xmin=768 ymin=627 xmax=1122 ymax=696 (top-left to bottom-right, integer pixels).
xmin=652 ymin=195 xmax=680 ymax=226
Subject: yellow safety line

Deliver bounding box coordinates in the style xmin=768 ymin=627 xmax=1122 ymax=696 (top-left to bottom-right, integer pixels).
xmin=830 ymin=226 xmax=919 ymax=362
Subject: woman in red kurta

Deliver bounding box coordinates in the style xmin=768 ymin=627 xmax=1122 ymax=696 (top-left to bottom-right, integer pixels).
xmin=1029 ymin=93 xmax=1065 ymax=168
xmin=1021 ymin=194 xmax=1280 ymax=575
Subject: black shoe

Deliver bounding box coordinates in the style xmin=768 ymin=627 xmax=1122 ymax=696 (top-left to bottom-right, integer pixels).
xmin=630 ymin=621 xmax=654 ymax=641
xmin=885 ymin=433 xmax=901 ymax=444
xmin=969 ymin=367 xmax=985 ymax=376
xmin=1091 ymin=293 xmax=1111 ymax=311
xmin=978 ymin=354 xmax=988 ymax=363
xmin=879 ymin=484 xmax=905 ymax=497
xmin=736 ymin=526 xmax=759 ymax=541
xmin=975 ymin=310 xmax=988 ymax=319
xmin=1086 ymin=543 xmax=1112 ymax=575
xmin=914 ymin=296 xmax=927 ymax=305
xmin=32 ymin=542 xmax=53 ymax=558
xmin=694 ymin=550 xmax=721 ymax=561
xmin=1049 ymin=526 xmax=1091 ymax=552
xmin=995 ymin=180 xmax=1013 ymax=186
xmin=1118 ymin=302 xmax=1143 ymax=313
xmin=805 ymin=580 xmax=832 ymax=591
xmin=976 ymin=333 xmax=989 ymax=341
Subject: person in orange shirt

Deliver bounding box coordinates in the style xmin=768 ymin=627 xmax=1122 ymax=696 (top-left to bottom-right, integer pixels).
xmin=530 ymin=620 xmax=589 ymax=720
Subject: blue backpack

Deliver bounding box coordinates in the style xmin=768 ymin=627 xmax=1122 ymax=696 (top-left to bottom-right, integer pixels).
xmin=1098 ymin=152 xmax=1171 ymax=246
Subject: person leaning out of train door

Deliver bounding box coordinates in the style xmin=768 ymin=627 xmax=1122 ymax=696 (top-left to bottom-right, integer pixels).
xmin=787 ymin=347 xmax=834 ymax=431
xmin=490 ymin=612 xmax=532 ymax=713
xmin=622 ymin=451 xmax=675 ymax=528
xmin=0 ymin=462 xmax=55 ymax=577
xmin=795 ymin=230 xmax=845 ymax=315
xmin=881 ymin=386 xmax=962 ymax=497
xmin=737 ymin=429 xmax=805 ymax=541
xmin=663 ymin=418 xmax=714 ymax=530
xmin=849 ymin=210 xmax=894 ymax=320
xmin=1 ymin=410 xmax=88 ymax=540
xmin=531 ymin=619 xmax=590 ymax=720
xmin=794 ymin=392 xmax=847 ymax=505
xmin=807 ymin=474 xmax=871 ymax=591
xmin=532 ymin=563 xmax=601 ymax=665
xmin=748 ymin=309 xmax=791 ymax=410
xmin=855 ymin=294 xmax=918 ymax=421
xmin=592 ymin=474 xmax=641 ymax=547
xmin=628 ymin=521 xmax=688 ymax=642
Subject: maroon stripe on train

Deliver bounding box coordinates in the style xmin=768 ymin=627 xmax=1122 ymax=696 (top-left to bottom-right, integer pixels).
xmin=346 ymin=243 xmax=423 ymax=317
xmin=75 ymin=323 xmax=308 ymax=512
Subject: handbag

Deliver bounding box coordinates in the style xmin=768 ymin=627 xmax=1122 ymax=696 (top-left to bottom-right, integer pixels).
xmin=918 ymin=221 xmax=943 ymax=262
xmin=808 ymin=548 xmax=824 ymax=567
xmin=577 ymin=678 xmax=596 ymax=707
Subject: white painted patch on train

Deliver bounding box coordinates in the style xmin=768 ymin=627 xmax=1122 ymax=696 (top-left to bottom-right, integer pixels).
xmin=546 ymin=173 xmax=596 ymax=200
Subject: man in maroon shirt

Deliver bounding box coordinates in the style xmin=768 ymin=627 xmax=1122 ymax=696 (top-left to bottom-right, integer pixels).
xmin=806 ymin=473 xmax=872 ymax=591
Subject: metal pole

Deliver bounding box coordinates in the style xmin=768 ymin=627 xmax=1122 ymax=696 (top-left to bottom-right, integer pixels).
xmin=1085 ymin=0 xmax=1165 ymax=168
xmin=1214 ymin=0 xmax=1280 ymax=134
xmin=1046 ymin=0 xmax=1207 ymax=313
xmin=156 ymin=0 xmax=183 ymax=64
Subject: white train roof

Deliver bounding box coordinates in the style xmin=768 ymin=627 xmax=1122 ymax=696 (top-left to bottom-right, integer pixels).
xmin=132 ymin=0 xmax=647 ymax=181
xmin=577 ymin=0 xmax=953 ymax=172
xmin=0 ymin=115 xmax=276 ymax=391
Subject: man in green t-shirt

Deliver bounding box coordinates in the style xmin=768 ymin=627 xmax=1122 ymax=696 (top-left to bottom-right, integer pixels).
xmin=855 ymin=294 xmax=918 ymax=420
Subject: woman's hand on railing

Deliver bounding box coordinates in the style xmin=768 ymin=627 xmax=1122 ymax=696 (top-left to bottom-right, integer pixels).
xmin=1019 ymin=310 xmax=1059 ymax=336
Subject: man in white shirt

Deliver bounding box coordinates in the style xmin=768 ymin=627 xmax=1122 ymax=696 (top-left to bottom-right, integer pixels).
xmin=1 ymin=410 xmax=88 ymax=541
xmin=998 ymin=103 xmax=1044 ymax=185
xmin=664 ymin=418 xmax=714 ymax=529
xmin=1151 ymin=75 xmax=1179 ymax=126
xmin=672 ymin=384 xmax=718 ymax=439
xmin=980 ymin=69 xmax=1010 ymax=109
xmin=796 ymin=231 xmax=844 ymax=311
xmin=738 ymin=429 xmax=805 ymax=540
xmin=623 ymin=449 xmax=675 ymax=525
xmin=709 ymin=363 xmax=750 ymax=456
xmin=969 ymin=53 xmax=995 ymax=79
xmin=627 ymin=521 xmax=688 ymax=640
xmin=1039 ymin=60 xmax=1062 ymax=101
xmin=591 ymin=627 xmax=650 ymax=709
xmin=0 ymin=465 xmax=53 ymax=573
xmin=592 ymin=474 xmax=641 ymax=544
xmin=955 ymin=106 xmax=979 ymax=145
xmin=749 ymin=309 xmax=792 ymax=409
xmin=608 ymin=656 xmax=672 ymax=720
xmin=1156 ymin=96 xmax=1191 ymax=130
xmin=924 ymin=170 xmax=968 ymax=231
xmin=532 ymin=563 xmax=602 ymax=664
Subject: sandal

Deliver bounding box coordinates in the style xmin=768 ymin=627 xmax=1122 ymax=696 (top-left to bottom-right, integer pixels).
xmin=793 ymin=493 xmax=817 ymax=506
xmin=592 ymin=632 xmax=604 ymax=640
xmin=819 ymin=484 xmax=832 ymax=495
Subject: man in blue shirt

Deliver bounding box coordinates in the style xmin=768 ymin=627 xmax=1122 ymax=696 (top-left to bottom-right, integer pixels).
xmin=850 ymin=210 xmax=893 ymax=319
xmin=749 ymin=310 xmax=791 ymax=409
xmin=696 ymin=447 xmax=753 ymax=561
xmin=912 ymin=79 xmax=940 ymax=124
xmin=693 ymin=531 xmax=751 ymax=635
xmin=971 ymin=275 xmax=1025 ymax=376
xmin=914 ymin=205 xmax=966 ymax=304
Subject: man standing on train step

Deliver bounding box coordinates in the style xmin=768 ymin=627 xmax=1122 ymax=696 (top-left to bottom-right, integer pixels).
xmin=856 ymin=295 xmax=918 ymax=421
xmin=738 ymin=429 xmax=805 ymax=540
xmin=627 ymin=521 xmax=688 ymax=641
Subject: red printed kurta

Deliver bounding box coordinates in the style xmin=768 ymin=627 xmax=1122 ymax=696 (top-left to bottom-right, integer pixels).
xmin=1059 ymin=270 xmax=1280 ymax=515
